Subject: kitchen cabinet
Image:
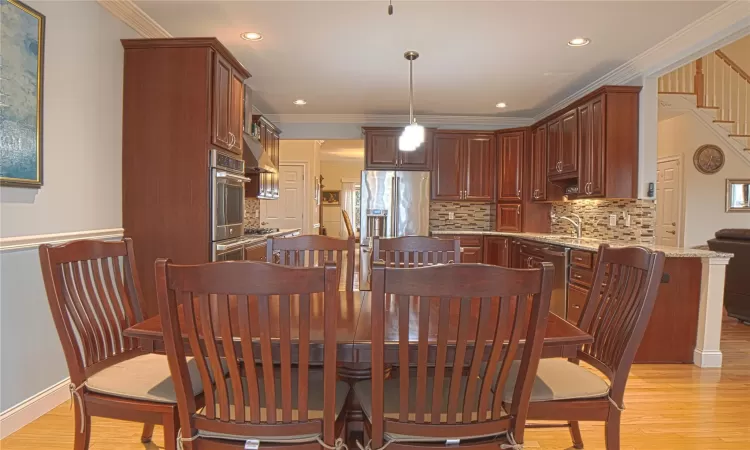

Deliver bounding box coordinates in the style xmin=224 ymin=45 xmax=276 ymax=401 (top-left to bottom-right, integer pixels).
xmin=246 ymin=115 xmax=281 ymax=199
xmin=567 ymin=283 xmax=587 ymax=324
xmin=461 ymin=246 xmax=483 ymax=263
xmin=363 ymin=127 xmax=432 ymax=170
xmin=497 ymin=131 xmax=524 ymax=202
xmin=577 ymin=95 xmax=606 ymax=197
xmin=547 ymin=109 xmax=578 ymax=177
xmin=212 ymin=52 xmax=245 ymax=155
xmin=432 ymin=132 xmax=495 ymax=201
xmin=484 ymin=236 xmax=510 ymax=267
xmin=436 ymin=234 xmax=483 ymax=263
xmin=244 ymin=242 xmax=267 ymax=261
xmin=496 ymin=203 xmax=522 ymax=232
xmin=530 ymin=125 xmax=547 ymax=201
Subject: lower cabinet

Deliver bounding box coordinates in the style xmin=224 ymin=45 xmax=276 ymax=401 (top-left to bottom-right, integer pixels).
xmin=460 ymin=246 xmax=483 ymax=263
xmin=484 ymin=237 xmax=510 ymax=267
xmin=244 ymin=243 xmax=267 ymax=261
xmin=436 ymin=234 xmax=484 ymax=263
xmin=496 ymin=204 xmax=522 ymax=232
xmin=566 ymin=283 xmax=588 ymax=325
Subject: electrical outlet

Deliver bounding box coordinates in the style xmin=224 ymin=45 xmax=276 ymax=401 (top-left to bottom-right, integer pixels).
xmin=609 ymin=214 xmax=617 ymax=227
xmin=255 ymin=211 xmax=260 ymax=218
xmin=625 ymin=214 xmax=631 ymax=227
xmin=448 ymin=212 xmax=455 ymax=220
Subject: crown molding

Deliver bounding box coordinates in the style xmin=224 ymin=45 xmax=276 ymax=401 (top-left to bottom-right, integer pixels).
xmin=97 ymin=0 xmax=171 ymax=38
xmin=264 ymin=114 xmax=535 ymax=128
xmin=534 ymin=0 xmax=750 ymax=122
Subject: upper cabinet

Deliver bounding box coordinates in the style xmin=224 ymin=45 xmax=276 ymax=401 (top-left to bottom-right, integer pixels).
xmin=533 ymin=85 xmax=640 ymax=200
xmin=530 ymin=125 xmax=547 ymax=201
xmin=363 ymin=127 xmax=432 ymax=170
xmin=432 ymin=132 xmax=495 ymax=201
xmin=246 ymin=115 xmax=281 ymax=199
xmin=497 ymin=131 xmax=524 ymax=202
xmin=212 ymin=52 xmax=246 ymax=155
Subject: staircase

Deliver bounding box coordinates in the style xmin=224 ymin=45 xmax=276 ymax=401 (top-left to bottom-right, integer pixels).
xmin=658 ymin=50 xmax=750 ymax=162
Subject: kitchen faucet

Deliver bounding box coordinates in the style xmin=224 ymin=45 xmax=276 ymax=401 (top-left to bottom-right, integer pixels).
xmin=551 ymin=212 xmax=583 ymax=239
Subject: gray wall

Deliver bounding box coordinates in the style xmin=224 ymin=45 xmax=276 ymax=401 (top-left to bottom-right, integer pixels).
xmin=0 ymin=1 xmax=136 ymax=412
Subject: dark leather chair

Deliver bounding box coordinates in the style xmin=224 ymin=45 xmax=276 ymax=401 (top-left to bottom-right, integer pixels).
xmin=708 ymin=229 xmax=750 ymax=323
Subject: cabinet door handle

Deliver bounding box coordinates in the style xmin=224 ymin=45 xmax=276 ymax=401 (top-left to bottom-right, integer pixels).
xmin=573 ymin=304 xmax=580 ymax=309
xmin=517 ymin=189 xmax=521 ymax=197
xmin=228 ymin=132 xmax=236 ymax=148
xmin=517 ymin=208 xmax=521 ymax=215
xmin=556 ymin=161 xmax=563 ymax=172
xmin=527 ymin=256 xmax=533 ymax=268
xmin=573 ymin=273 xmax=582 ymax=280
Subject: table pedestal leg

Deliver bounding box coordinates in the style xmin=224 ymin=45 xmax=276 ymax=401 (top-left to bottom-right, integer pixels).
xmin=338 ymin=364 xmax=392 ymax=447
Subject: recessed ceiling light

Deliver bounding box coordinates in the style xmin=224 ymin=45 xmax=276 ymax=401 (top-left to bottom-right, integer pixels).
xmin=240 ymin=32 xmax=263 ymax=41
xmin=568 ymin=37 xmax=590 ymax=47
xmin=496 ymin=102 xmax=507 ymax=108
xmin=293 ymin=99 xmax=307 ymax=105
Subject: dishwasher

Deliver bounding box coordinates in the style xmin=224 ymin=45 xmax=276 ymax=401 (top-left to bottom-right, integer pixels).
xmin=520 ymin=242 xmax=569 ymax=318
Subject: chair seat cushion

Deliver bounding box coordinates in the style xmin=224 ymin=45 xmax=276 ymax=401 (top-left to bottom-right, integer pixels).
xmin=354 ymin=376 xmax=506 ymax=442
xmin=198 ymin=373 xmax=350 ymax=443
xmin=86 ymin=353 xmax=213 ymax=403
xmin=502 ymin=359 xmax=610 ymax=403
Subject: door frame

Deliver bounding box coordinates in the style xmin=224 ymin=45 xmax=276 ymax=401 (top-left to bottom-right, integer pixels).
xmin=262 ymin=162 xmax=308 ymax=234
xmin=656 ymin=154 xmax=685 ymax=246
xmin=340 ymin=177 xmax=360 ymax=239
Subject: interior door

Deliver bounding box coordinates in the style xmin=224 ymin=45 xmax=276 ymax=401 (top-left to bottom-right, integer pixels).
xmin=656 ymin=158 xmax=682 ymax=246
xmin=261 ymin=164 xmax=305 ymax=231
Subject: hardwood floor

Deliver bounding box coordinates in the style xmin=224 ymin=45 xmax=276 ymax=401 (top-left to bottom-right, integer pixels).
xmin=2 ymin=322 xmax=749 ymax=449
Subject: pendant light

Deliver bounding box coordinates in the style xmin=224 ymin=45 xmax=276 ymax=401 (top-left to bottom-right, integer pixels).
xmin=399 ymin=51 xmax=424 ymax=152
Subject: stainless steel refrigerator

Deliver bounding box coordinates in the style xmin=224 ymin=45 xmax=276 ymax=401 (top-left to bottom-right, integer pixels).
xmin=359 ymin=170 xmax=431 ymax=247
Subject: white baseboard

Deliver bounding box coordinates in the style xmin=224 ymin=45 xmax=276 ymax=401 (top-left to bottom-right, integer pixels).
xmin=0 ymin=378 xmax=71 ymax=439
xmin=693 ymin=349 xmax=723 ymax=368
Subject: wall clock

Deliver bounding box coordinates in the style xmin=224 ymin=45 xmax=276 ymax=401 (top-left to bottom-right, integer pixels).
xmin=693 ymin=144 xmax=725 ymax=174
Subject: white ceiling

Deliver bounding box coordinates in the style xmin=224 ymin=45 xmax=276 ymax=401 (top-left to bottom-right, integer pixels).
xmin=136 ymin=0 xmax=723 ymax=119
xmin=320 ymin=139 xmax=365 ymax=161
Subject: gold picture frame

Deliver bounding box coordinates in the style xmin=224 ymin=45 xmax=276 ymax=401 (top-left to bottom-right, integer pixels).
xmin=726 ymin=179 xmax=750 ymax=212
xmin=0 ymin=0 xmax=45 ymax=187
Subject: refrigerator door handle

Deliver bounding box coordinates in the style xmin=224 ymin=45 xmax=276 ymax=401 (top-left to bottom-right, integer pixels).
xmin=394 ymin=176 xmax=400 ymax=237
xmin=390 ymin=175 xmax=397 ymax=238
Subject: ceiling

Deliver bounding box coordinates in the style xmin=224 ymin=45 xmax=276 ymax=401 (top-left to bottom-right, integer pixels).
xmin=136 ymin=0 xmax=723 ymax=119
xmin=320 ymin=140 xmax=365 ymax=161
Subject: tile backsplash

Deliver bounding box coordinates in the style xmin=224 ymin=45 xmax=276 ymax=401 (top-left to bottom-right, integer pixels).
xmin=551 ymin=199 xmax=656 ymax=244
xmin=244 ymin=198 xmax=260 ymax=229
xmin=430 ymin=202 xmax=494 ymax=231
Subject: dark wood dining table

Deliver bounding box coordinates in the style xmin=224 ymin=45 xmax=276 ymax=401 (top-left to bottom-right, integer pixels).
xmin=124 ymin=291 xmax=593 ymax=363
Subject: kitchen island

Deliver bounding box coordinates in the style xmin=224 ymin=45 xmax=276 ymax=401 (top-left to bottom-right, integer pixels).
xmin=432 ymin=230 xmax=732 ymax=368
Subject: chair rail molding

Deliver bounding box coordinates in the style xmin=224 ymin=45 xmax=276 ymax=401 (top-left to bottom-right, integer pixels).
xmin=0 ymin=228 xmax=125 ymax=252
xmin=96 ymin=0 xmax=171 ymax=38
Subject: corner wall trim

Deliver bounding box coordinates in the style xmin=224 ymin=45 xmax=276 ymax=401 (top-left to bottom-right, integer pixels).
xmin=0 ymin=377 xmax=71 ymax=439
xmin=96 ymin=0 xmax=171 ymax=38
xmin=0 ymin=228 xmax=125 ymax=252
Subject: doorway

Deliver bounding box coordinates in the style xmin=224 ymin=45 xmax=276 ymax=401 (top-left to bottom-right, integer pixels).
xmin=261 ymin=163 xmax=306 ymax=231
xmin=655 ymin=156 xmax=684 ymax=246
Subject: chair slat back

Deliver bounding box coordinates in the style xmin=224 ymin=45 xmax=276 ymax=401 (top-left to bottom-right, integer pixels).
xmin=373 ymin=236 xmax=461 ymax=268
xmin=39 ymin=238 xmax=147 ymax=383
xmin=156 ymin=260 xmax=340 ymax=444
xmin=267 ymin=235 xmax=355 ymax=291
xmin=576 ymin=245 xmax=665 ymax=403
xmin=369 ymin=262 xmax=554 ymax=446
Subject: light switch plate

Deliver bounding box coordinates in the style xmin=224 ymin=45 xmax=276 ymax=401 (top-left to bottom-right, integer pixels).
xmin=448 ymin=212 xmax=455 ymax=220
xmin=625 ymin=214 xmax=631 ymax=227
xmin=609 ymin=214 xmax=617 ymax=226
xmin=255 ymin=211 xmax=260 ymax=218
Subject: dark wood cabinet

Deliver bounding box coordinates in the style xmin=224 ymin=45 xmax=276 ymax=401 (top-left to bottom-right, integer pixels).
xmin=436 ymin=234 xmax=483 ymax=263
xmin=461 ymin=246 xmax=483 ymax=263
xmin=228 ymin=71 xmax=244 ymax=155
xmin=432 ymin=134 xmax=463 ymax=200
xmin=432 ymin=132 xmax=495 ymax=201
xmin=497 ymin=131 xmax=524 ymax=202
xmin=212 ymin=52 xmax=233 ymax=152
xmin=530 ymin=125 xmax=547 ymax=201
xmin=546 ymin=118 xmax=561 ymax=176
xmin=484 ymin=237 xmax=510 ymax=267
xmin=567 ymin=283 xmax=587 ymax=324
xmin=546 ymin=109 xmax=577 ymax=177
xmin=363 ymin=127 xmax=432 ymax=170
xmin=578 ymin=95 xmax=606 ymax=197
xmin=496 ymin=203 xmax=522 ymax=232
xmin=244 ymin=242 xmax=267 ymax=261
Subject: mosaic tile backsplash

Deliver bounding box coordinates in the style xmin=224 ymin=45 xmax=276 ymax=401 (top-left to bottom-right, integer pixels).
xmin=244 ymin=198 xmax=260 ymax=229
xmin=551 ymin=199 xmax=656 ymax=244
xmin=430 ymin=202 xmax=494 ymax=231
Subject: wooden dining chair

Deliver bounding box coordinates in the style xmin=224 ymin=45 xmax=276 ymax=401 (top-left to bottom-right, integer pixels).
xmin=342 ymin=210 xmax=355 ymax=238
xmin=155 ymin=260 xmax=350 ymax=449
xmin=38 ymin=238 xmax=208 ymax=450
xmin=359 ymin=261 xmax=554 ymax=449
xmin=372 ymin=236 xmax=461 ymax=267
xmin=502 ymin=245 xmax=666 ymax=450
xmin=267 ymin=235 xmax=356 ymax=291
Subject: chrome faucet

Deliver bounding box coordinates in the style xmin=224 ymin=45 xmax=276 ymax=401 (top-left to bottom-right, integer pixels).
xmin=551 ymin=212 xmax=583 ymax=239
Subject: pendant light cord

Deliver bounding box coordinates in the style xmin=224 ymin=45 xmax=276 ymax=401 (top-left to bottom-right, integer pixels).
xmin=409 ymin=59 xmax=414 ymax=124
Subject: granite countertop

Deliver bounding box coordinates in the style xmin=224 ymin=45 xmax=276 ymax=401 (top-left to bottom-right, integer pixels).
xmin=240 ymin=228 xmax=301 ymax=246
xmin=430 ymin=230 xmax=733 ymax=259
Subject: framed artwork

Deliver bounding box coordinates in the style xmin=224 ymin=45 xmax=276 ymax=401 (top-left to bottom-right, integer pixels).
xmin=0 ymin=0 xmax=45 ymax=187
xmin=321 ymin=190 xmax=340 ymax=206
xmin=726 ymin=179 xmax=750 ymax=212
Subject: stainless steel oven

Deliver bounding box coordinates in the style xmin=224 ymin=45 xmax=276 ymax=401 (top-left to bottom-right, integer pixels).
xmin=212 ymin=238 xmax=246 ymax=261
xmin=210 ymin=149 xmax=249 ymax=242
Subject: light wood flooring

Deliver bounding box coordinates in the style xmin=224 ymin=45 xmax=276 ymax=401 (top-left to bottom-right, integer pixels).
xmin=3 ymin=321 xmax=749 ymax=449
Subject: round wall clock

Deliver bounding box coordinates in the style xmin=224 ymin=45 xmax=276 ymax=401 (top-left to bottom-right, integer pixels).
xmin=693 ymin=144 xmax=725 ymax=174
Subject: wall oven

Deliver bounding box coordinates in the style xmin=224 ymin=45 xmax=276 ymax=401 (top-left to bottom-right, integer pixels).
xmin=212 ymin=238 xmax=246 ymax=261
xmin=211 ymin=149 xmax=248 ymax=242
